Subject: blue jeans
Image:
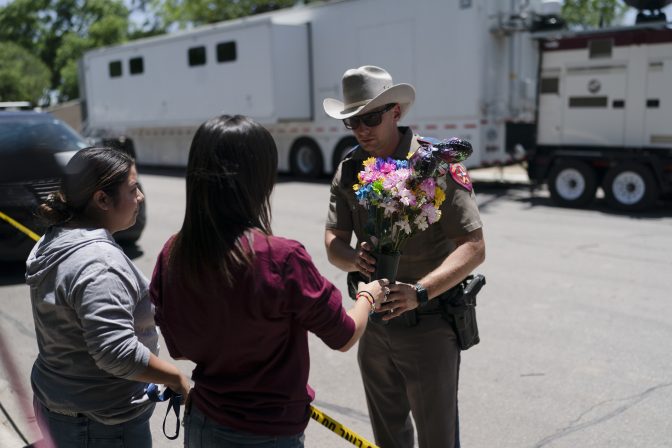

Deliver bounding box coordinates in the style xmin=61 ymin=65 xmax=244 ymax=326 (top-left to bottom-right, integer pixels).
xmin=184 ymin=404 xmax=305 ymax=448
xmin=33 ymin=397 xmax=154 ymax=448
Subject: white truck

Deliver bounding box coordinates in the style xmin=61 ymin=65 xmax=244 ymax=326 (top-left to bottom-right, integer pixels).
xmin=79 ymin=0 xmax=557 ymax=176
xmin=528 ymin=15 xmax=672 ymax=211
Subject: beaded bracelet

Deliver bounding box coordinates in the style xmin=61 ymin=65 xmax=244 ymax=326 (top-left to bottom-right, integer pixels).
xmin=356 ymin=291 xmax=375 ymax=312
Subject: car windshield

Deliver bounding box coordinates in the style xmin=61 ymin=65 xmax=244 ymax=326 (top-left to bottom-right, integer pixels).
xmin=0 ymin=117 xmax=88 ymax=153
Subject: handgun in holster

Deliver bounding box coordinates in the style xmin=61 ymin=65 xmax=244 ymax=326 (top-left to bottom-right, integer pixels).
xmin=440 ymin=274 xmax=486 ymax=350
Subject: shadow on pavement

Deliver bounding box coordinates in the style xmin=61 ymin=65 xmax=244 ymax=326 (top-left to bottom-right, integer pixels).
xmin=514 ymin=189 xmax=672 ymax=219
xmin=120 ymin=243 xmax=144 ymax=260
xmin=0 ymin=261 xmax=26 ymax=286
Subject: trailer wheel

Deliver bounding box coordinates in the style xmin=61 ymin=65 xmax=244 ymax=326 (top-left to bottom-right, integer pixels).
xmin=603 ymin=163 xmax=659 ymax=211
xmin=548 ymin=159 xmax=597 ymax=207
xmin=290 ymin=138 xmax=323 ymax=178
xmin=332 ymin=137 xmax=358 ymax=174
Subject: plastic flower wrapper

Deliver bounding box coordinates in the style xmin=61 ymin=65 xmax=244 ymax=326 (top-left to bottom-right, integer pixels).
xmin=353 ymin=137 xmax=472 ymax=256
xmin=409 ymin=137 xmax=473 ymax=178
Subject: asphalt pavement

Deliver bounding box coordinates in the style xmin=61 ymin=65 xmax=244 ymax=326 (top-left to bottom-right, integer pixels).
xmin=2 ymin=165 xmax=671 ymax=447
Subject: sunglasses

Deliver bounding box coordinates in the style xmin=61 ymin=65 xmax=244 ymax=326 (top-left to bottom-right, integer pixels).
xmin=343 ymin=103 xmax=396 ymax=130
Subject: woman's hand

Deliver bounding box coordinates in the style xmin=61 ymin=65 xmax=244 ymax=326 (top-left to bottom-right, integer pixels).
xmin=358 ymin=278 xmax=394 ymax=311
xmin=170 ymin=372 xmax=192 ymax=405
xmin=354 ymin=241 xmax=376 ymax=278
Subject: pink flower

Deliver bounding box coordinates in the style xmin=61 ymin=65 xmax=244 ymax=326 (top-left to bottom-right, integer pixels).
xmin=398 ymin=188 xmax=416 ymax=206
xmin=420 ymin=178 xmax=436 ymax=198
xmin=379 ymin=161 xmax=397 ymax=174
xmin=421 ymin=204 xmax=441 ymax=224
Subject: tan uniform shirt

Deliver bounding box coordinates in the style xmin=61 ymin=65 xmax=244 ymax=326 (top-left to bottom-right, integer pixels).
xmin=326 ymin=127 xmax=483 ymax=283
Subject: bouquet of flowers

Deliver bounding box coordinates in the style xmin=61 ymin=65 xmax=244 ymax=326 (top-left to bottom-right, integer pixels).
xmin=352 ymin=137 xmax=473 ymax=280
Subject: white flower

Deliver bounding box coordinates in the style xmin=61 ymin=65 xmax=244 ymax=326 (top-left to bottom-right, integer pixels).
xmin=395 ymin=218 xmax=412 ymax=235
xmin=382 ymin=201 xmax=397 ymax=216
xmin=414 ymin=215 xmax=429 ymax=231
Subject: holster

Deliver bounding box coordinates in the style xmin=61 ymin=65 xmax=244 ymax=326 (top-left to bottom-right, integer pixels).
xmin=439 ymin=274 xmax=485 ymax=350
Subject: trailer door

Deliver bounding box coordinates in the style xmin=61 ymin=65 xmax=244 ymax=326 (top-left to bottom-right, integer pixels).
xmin=537 ymin=68 xmax=563 ymax=145
xmin=644 ymin=59 xmax=672 ymax=148
xmin=561 ymin=65 xmax=627 ymax=146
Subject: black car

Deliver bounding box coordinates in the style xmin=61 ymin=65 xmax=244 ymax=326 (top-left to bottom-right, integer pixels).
xmin=0 ymin=111 xmax=146 ymax=261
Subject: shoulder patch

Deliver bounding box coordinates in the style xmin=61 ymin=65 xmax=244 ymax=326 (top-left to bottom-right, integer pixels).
xmin=449 ymin=163 xmax=473 ymax=191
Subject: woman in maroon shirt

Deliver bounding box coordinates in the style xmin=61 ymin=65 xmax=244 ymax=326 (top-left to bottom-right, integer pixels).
xmin=150 ymin=115 xmax=390 ymax=447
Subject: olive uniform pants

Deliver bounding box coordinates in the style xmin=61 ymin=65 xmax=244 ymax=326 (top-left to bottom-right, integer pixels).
xmin=358 ymin=312 xmax=461 ymax=448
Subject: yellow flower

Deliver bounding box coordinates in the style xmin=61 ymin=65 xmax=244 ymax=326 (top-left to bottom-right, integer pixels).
xmin=363 ymin=157 xmax=376 ymax=168
xmin=353 ymin=184 xmax=360 ymax=191
xmin=435 ymin=187 xmax=446 ymax=207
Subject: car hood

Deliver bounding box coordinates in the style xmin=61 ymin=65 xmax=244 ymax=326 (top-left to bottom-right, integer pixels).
xmin=25 ymin=227 xmax=117 ymax=287
xmin=0 ymin=150 xmax=71 ymax=183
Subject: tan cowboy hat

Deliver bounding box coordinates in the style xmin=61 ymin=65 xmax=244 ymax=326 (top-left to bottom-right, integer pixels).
xmin=323 ymin=65 xmax=415 ymax=120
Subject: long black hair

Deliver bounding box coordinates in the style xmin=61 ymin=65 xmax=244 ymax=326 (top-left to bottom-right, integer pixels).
xmin=171 ymin=115 xmax=278 ymax=287
xmin=38 ymin=147 xmax=133 ymax=226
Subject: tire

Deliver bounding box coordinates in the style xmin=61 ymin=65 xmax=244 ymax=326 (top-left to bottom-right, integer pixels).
xmin=332 ymin=137 xmax=358 ymax=173
xmin=548 ymin=159 xmax=597 ymax=207
xmin=289 ymin=138 xmax=323 ymax=178
xmin=603 ymin=163 xmax=659 ymax=211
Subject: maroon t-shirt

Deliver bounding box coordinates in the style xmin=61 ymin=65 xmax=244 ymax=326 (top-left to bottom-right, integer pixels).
xmin=149 ymin=230 xmax=355 ymax=436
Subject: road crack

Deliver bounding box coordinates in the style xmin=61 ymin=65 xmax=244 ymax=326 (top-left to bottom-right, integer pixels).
xmin=532 ymin=382 xmax=672 ymax=447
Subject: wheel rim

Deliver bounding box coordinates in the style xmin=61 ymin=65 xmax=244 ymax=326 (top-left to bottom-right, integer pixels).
xmin=555 ymin=168 xmax=585 ymax=201
xmin=611 ymin=171 xmax=645 ymax=205
xmin=295 ymin=145 xmax=318 ymax=174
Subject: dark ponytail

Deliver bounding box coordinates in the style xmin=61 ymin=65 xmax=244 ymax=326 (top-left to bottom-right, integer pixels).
xmin=38 ymin=191 xmax=73 ymax=226
xmin=37 ymin=147 xmax=134 ymax=227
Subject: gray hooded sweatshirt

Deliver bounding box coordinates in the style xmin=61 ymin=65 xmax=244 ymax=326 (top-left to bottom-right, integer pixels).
xmin=26 ymin=227 xmax=159 ymax=424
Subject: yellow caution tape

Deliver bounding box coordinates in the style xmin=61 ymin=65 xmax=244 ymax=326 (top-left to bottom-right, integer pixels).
xmin=0 ymin=211 xmax=40 ymax=242
xmin=0 ymin=210 xmax=377 ymax=447
xmin=310 ymin=405 xmax=379 ymax=448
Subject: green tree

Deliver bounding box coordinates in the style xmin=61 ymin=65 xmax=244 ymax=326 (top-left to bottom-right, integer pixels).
xmin=148 ymin=0 xmax=315 ymax=29
xmin=0 ymin=0 xmax=324 ymax=99
xmin=561 ymin=0 xmax=628 ymax=29
xmin=0 ymin=42 xmax=51 ymax=103
xmin=0 ymin=0 xmax=130 ymax=99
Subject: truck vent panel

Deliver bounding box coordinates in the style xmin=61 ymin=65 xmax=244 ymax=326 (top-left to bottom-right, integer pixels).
xmin=651 ymin=135 xmax=672 ymax=144
xmin=589 ymin=39 xmax=613 ymax=58
xmin=540 ymin=78 xmax=559 ymax=94
xmin=568 ymin=97 xmax=608 ymax=108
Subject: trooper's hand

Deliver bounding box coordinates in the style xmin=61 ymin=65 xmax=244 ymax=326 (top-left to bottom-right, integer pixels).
xmin=355 ymin=241 xmax=376 ymax=277
xmin=379 ymin=282 xmax=418 ymax=320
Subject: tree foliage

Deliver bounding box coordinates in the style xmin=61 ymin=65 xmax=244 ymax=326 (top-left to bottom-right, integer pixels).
xmin=0 ymin=0 xmax=130 ymax=100
xmin=0 ymin=42 xmax=51 ymax=103
xmin=151 ymin=0 xmax=299 ymax=28
xmin=561 ymin=0 xmax=628 ymax=29
xmin=0 ymin=0 xmax=320 ymax=100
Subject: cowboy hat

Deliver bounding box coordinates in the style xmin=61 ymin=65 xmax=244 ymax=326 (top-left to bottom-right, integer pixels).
xmin=323 ymin=66 xmax=415 ymax=120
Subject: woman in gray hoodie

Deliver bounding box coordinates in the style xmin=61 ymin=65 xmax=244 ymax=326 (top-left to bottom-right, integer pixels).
xmin=25 ymin=147 xmax=190 ymax=447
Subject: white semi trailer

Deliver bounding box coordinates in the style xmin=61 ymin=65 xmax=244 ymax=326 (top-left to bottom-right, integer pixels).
xmin=79 ymin=0 xmax=559 ymax=176
xmin=528 ymin=19 xmax=672 ymax=211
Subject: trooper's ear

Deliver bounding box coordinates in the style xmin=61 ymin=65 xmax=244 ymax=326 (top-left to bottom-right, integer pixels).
xmin=91 ymin=190 xmax=112 ymax=211
xmin=392 ymin=104 xmax=402 ymax=122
